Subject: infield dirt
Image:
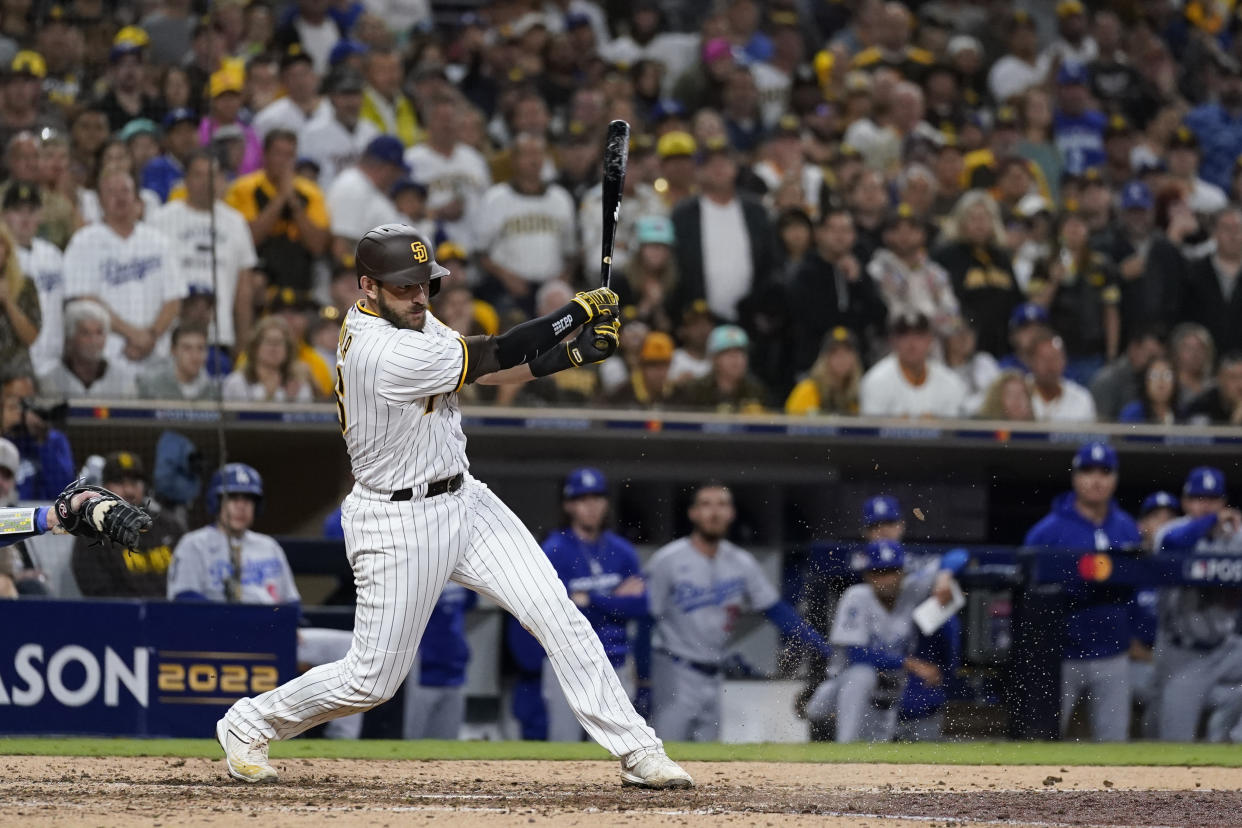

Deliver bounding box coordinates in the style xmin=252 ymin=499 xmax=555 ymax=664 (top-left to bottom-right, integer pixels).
xmin=3 ymin=755 xmax=1240 ymax=827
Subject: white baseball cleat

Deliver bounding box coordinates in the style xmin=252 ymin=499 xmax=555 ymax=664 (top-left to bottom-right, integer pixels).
xmin=216 ymin=718 xmax=278 ymax=783
xmin=620 ymin=750 xmax=694 ymax=789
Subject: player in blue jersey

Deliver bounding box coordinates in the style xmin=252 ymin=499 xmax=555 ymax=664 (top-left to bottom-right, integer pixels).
xmin=1023 ymin=441 xmax=1141 ymax=742
xmin=540 ymin=468 xmax=647 ymax=741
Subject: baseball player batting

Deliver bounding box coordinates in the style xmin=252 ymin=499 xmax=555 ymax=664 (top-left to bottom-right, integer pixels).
xmin=215 ymin=224 xmax=692 ymax=789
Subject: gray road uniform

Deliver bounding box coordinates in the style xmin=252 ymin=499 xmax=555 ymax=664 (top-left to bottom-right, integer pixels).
xmin=1153 ymin=516 xmax=1242 ymax=741
xmin=645 ymin=537 xmax=780 ymax=742
xmin=809 ymin=564 xmax=941 ymax=743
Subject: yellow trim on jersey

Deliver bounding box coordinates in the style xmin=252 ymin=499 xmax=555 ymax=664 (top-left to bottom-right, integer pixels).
xmin=356 ymin=300 xmax=380 ymax=318
xmin=455 ymin=336 xmax=469 ymax=393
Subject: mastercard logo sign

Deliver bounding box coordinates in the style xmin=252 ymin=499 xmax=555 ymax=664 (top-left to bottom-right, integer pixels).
xmin=1077 ymin=553 xmax=1114 ymax=581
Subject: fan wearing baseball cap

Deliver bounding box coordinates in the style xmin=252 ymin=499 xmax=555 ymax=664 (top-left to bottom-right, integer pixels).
xmin=670 ymin=324 xmax=769 ymax=413
xmin=1151 ymin=466 xmax=1242 ymax=742
xmin=609 ymin=331 xmax=677 ymax=409
xmin=860 ymin=312 xmax=967 ymax=418
xmin=325 ymin=135 xmax=409 ymax=254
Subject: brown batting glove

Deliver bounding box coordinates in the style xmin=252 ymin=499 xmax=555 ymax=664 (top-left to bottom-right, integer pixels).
xmin=572 ymin=288 xmax=620 ymax=322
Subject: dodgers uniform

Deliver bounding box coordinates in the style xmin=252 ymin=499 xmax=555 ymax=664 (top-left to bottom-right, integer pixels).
xmin=541 ymin=522 xmax=647 ymax=741
xmin=62 ymin=221 xmax=188 ymax=368
xmin=218 ymin=298 xmax=664 ymax=759
xmin=1025 ymin=492 xmax=1140 ymax=741
xmin=1153 ymin=467 xmax=1242 ymax=741
xmin=809 ymin=542 xmax=966 ymax=743
xmin=645 ymin=534 xmax=832 ymax=741
xmin=645 ymin=536 xmax=779 ymax=742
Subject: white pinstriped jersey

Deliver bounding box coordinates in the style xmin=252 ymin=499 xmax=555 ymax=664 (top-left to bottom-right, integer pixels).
xmin=335 ymin=300 xmax=470 ymax=492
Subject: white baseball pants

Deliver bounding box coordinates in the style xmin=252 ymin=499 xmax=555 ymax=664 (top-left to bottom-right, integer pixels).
xmin=223 ymin=475 xmax=662 ymax=758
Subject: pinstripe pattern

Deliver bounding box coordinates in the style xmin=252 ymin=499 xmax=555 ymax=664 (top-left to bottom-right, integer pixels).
xmin=222 ymin=301 xmax=661 ymax=758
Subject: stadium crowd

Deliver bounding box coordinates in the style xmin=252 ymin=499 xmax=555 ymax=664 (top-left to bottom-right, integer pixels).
xmin=1 ymin=0 xmax=1242 ymax=427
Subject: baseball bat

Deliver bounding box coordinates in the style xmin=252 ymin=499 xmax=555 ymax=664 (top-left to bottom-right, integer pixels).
xmin=599 ymin=119 xmax=630 ymax=290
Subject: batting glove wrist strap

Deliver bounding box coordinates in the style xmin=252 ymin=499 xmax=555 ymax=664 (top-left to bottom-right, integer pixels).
xmin=530 ymin=319 xmax=620 ymax=377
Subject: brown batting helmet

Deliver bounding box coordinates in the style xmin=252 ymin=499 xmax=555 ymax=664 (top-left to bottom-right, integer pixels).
xmin=355 ymin=224 xmax=449 ymax=296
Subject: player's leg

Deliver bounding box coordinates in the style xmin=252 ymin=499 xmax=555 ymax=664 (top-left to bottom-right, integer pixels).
xmin=1059 ymin=658 xmax=1086 ymax=737
xmin=1155 ymin=644 xmax=1212 ymax=741
xmin=692 ymin=677 xmax=724 ymax=742
xmin=296 ymin=627 xmax=365 ymax=739
xmin=542 ymin=657 xmax=586 ymax=741
xmin=1086 ymin=653 xmax=1131 ymax=742
xmin=833 ymin=665 xmax=878 ymax=743
xmin=454 ymin=479 xmax=689 ymax=786
xmin=423 ymin=686 xmax=466 ymax=740
xmin=223 ymin=493 xmax=464 ymax=745
xmin=651 ymin=651 xmax=694 ymax=741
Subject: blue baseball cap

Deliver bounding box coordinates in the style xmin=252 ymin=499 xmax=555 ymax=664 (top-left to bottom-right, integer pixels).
xmin=563 ymin=467 xmax=607 ymax=499
xmin=1009 ymin=302 xmax=1049 ymax=332
xmin=863 ymin=495 xmax=902 ymax=527
xmin=565 ymin=11 xmax=592 ymax=29
xmin=329 ymin=39 xmax=368 ymax=67
xmin=706 ymin=324 xmax=749 ymax=356
xmin=1121 ymin=181 xmax=1152 ymax=210
xmin=162 ymin=107 xmax=197 ymax=130
xmin=1072 ymin=441 xmax=1118 ymax=473
xmin=390 ymin=177 xmax=427 ymax=199
xmin=1140 ymin=491 xmax=1179 ymax=517
xmin=364 ymin=135 xmax=411 ymax=174
xmin=650 ymin=99 xmax=686 ymax=123
xmin=853 ymin=540 xmax=906 ymax=572
xmin=1184 ymin=466 xmax=1227 ymax=498
xmin=1056 ymin=61 xmax=1088 ymax=86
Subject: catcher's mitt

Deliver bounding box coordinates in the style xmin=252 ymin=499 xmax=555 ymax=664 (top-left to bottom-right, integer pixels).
xmin=54 ymin=479 xmax=152 ymax=549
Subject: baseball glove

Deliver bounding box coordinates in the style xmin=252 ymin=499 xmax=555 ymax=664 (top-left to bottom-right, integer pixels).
xmin=53 ymin=479 xmax=152 ymax=550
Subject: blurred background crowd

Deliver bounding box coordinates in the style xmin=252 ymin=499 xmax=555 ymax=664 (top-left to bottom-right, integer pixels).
xmin=1 ymin=0 xmax=1242 ymax=425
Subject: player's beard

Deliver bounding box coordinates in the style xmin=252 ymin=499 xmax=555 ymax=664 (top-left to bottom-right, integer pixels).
xmin=375 ymin=289 xmax=426 ymax=332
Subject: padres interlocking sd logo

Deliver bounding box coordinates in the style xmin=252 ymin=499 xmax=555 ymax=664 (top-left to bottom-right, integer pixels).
xmin=410 ymin=241 xmax=429 ymax=263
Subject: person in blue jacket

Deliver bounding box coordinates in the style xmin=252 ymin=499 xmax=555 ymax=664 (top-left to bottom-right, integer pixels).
xmin=1023 ymin=441 xmax=1141 ymax=742
xmin=2 ymin=375 xmax=75 ymax=501
xmin=540 ymin=467 xmax=648 ymax=741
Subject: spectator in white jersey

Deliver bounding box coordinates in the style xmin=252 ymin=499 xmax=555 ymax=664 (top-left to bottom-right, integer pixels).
xmin=62 ymin=166 xmax=186 ymax=370
xmin=221 ymin=315 xmax=312 ymax=403
xmin=148 ymin=151 xmax=258 ymax=356
xmin=4 ymin=183 xmax=62 ymax=375
xmin=38 ymin=299 xmax=138 ymax=398
xmin=477 ymin=132 xmax=577 ymax=316
xmin=326 ymin=135 xmax=407 ymax=260
xmin=404 ymin=96 xmax=492 ymax=250
xmin=137 ymin=322 xmax=217 ymax=401
xmin=860 ymin=311 xmax=966 ymax=418
xmin=1028 ymin=330 xmax=1098 ymax=423
xmin=299 ymin=67 xmax=379 ymax=188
